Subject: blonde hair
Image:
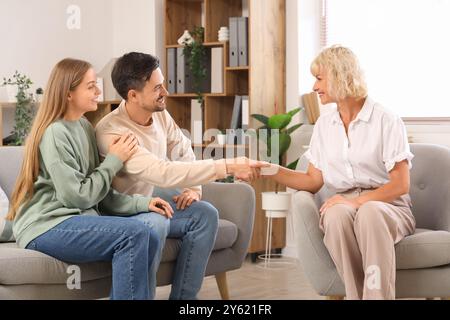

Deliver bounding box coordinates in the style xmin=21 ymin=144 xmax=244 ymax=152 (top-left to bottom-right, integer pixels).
xmin=6 ymin=58 xmax=92 ymax=220
xmin=311 ymin=45 xmax=368 ymax=100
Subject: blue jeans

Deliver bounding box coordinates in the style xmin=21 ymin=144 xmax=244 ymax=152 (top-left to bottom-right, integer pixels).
xmin=26 ymin=215 xmax=160 ymax=300
xmin=130 ymin=200 xmax=219 ymax=300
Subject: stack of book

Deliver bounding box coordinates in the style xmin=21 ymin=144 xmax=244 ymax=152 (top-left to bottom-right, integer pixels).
xmin=302 ymin=92 xmax=321 ymax=124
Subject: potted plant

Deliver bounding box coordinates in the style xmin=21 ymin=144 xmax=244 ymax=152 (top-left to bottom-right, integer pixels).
xmin=251 ymin=106 xmax=303 ymax=217
xmin=35 ymin=87 xmax=44 ymax=103
xmin=181 ymin=26 xmax=208 ymax=104
xmin=216 ymin=129 xmax=227 ymax=145
xmin=1 ymin=71 xmax=35 ymax=146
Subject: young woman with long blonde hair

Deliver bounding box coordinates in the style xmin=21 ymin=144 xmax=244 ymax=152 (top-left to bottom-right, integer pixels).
xmin=8 ymin=58 xmax=174 ymax=300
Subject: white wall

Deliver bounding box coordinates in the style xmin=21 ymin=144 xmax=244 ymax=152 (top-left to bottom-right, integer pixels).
xmin=0 ymin=0 xmax=114 ymax=95
xmin=112 ymin=0 xmax=160 ymax=57
xmin=1 ymin=0 xmax=161 ymax=137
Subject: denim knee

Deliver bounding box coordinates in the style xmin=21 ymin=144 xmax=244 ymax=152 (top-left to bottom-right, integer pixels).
xmin=193 ymin=201 xmax=219 ymax=229
xmin=132 ymin=213 xmax=170 ymax=240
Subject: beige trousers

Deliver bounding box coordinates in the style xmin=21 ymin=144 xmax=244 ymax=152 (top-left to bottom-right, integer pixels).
xmin=319 ymin=188 xmax=416 ymax=300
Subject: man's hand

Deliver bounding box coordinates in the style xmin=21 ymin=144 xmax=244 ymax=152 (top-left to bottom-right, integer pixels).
xmin=319 ymin=195 xmax=361 ymax=214
xmin=149 ymin=197 xmax=174 ymax=218
xmin=173 ymin=189 xmax=200 ymax=210
xmin=226 ymin=157 xmax=271 ymax=182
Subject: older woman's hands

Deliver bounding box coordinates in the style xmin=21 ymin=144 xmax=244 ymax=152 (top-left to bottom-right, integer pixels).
xmin=319 ymin=195 xmax=361 ymax=214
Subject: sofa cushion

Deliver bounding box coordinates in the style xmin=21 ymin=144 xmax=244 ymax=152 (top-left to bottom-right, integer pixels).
xmin=0 ymin=242 xmax=111 ymax=285
xmin=161 ymin=219 xmax=238 ymax=263
xmin=396 ymin=228 xmax=450 ymax=270
xmin=0 ymin=218 xmax=238 ymax=285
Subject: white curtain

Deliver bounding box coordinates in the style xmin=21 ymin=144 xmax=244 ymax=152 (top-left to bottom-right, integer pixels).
xmin=326 ymin=0 xmax=450 ymax=118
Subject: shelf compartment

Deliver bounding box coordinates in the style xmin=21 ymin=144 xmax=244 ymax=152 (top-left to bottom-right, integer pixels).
xmin=165 ymin=0 xmax=203 ymax=46
xmin=205 ymin=0 xmax=243 ymax=43
xmin=225 ymin=69 xmax=249 ymax=96
xmin=165 ymin=96 xmax=193 ymax=132
xmin=204 ymin=96 xmax=235 ymax=132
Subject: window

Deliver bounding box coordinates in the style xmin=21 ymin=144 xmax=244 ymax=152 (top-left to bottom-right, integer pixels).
xmin=325 ymin=0 xmax=450 ymax=118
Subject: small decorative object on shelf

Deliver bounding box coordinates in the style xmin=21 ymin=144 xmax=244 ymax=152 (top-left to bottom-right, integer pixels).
xmin=177 ymin=30 xmax=194 ymax=46
xmin=216 ymin=130 xmax=226 ymax=145
xmin=1 ymin=71 xmax=35 ymax=146
xmin=218 ymin=26 xmax=229 ymax=42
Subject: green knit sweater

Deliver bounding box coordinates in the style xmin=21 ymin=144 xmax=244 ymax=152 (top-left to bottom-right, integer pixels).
xmin=13 ymin=117 xmax=152 ymax=248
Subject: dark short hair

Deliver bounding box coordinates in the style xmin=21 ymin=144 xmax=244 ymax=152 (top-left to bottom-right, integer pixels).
xmin=111 ymin=52 xmax=160 ymax=100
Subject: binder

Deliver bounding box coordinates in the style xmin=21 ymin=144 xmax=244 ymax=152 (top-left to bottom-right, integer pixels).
xmin=230 ymin=95 xmax=242 ymax=129
xmin=176 ymin=47 xmax=193 ymax=93
xmin=241 ymin=95 xmax=249 ymax=130
xmin=211 ymin=47 xmax=224 ymax=93
xmin=200 ymin=48 xmax=212 ymax=93
xmin=191 ymin=99 xmax=203 ymax=144
xmin=229 ymin=17 xmax=239 ymax=67
xmin=167 ymin=48 xmax=177 ymax=94
xmin=237 ymin=17 xmax=248 ymax=66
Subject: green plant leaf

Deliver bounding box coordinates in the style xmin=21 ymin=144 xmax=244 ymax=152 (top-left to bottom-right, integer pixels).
xmin=285 ymin=123 xmax=303 ymax=135
xmin=251 ymin=114 xmax=269 ymax=125
xmin=287 ymin=159 xmax=299 ymax=170
xmin=278 ymin=132 xmax=291 ymax=157
xmin=287 ymin=107 xmax=302 ymax=117
xmin=268 ymin=114 xmax=291 ymax=129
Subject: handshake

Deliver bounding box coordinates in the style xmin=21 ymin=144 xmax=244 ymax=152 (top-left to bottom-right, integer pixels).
xmin=224 ymin=157 xmax=277 ymax=182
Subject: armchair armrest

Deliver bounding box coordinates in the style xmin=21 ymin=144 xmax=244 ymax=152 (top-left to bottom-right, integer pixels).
xmin=202 ymin=182 xmax=255 ymax=268
xmin=292 ymin=190 xmax=345 ymax=296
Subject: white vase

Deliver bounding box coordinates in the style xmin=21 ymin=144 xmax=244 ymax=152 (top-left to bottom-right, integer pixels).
xmin=261 ymin=192 xmax=291 ymax=218
xmin=218 ymin=26 xmax=229 ymax=42
xmin=178 ymin=30 xmax=194 ymax=46
xmin=216 ymin=134 xmax=226 ymax=145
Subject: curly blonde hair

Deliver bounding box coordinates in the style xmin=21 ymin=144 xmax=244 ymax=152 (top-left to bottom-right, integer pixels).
xmin=311 ymin=45 xmax=368 ymax=100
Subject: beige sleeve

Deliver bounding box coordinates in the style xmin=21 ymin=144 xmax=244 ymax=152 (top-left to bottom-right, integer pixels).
xmin=164 ymin=111 xmax=204 ymax=197
xmin=96 ymin=129 xmax=228 ymax=190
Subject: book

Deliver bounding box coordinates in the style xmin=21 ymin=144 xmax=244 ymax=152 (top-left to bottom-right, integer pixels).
xmin=241 ymin=96 xmax=249 ymax=130
xmin=190 ymin=99 xmax=203 ymax=144
xmin=302 ymin=92 xmax=320 ymax=124
xmin=301 ymin=93 xmax=314 ymax=124
xmin=230 ymin=95 xmax=242 ymax=129
xmin=211 ymin=47 xmax=224 ymax=93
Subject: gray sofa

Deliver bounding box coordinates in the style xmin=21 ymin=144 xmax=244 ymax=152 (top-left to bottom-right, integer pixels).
xmin=293 ymin=143 xmax=450 ymax=299
xmin=0 ymin=146 xmax=255 ymax=300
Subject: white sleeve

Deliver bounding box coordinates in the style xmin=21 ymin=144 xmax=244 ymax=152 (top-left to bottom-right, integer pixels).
xmin=382 ymin=115 xmax=414 ymax=172
xmin=303 ymin=120 xmax=323 ymax=171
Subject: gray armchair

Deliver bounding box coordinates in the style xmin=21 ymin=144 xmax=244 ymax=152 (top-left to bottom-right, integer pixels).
xmin=0 ymin=146 xmax=255 ymax=299
xmin=292 ymin=143 xmax=450 ymax=299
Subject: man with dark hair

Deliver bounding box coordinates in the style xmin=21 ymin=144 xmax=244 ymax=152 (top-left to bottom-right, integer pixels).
xmin=96 ymin=52 xmax=261 ymax=299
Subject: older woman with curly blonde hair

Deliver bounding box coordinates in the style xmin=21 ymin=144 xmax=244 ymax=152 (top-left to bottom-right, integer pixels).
xmin=261 ymin=45 xmax=415 ymax=299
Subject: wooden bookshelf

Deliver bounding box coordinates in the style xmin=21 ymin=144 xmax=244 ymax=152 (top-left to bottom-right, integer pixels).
xmin=84 ymin=100 xmax=121 ymax=128
xmin=164 ymin=0 xmax=287 ymax=257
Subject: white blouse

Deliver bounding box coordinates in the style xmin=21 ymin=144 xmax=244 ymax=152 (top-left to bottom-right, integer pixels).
xmin=303 ymin=96 xmax=413 ymax=193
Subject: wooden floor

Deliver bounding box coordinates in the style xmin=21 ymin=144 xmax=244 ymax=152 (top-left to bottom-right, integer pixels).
xmin=155 ymin=255 xmax=324 ymax=300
